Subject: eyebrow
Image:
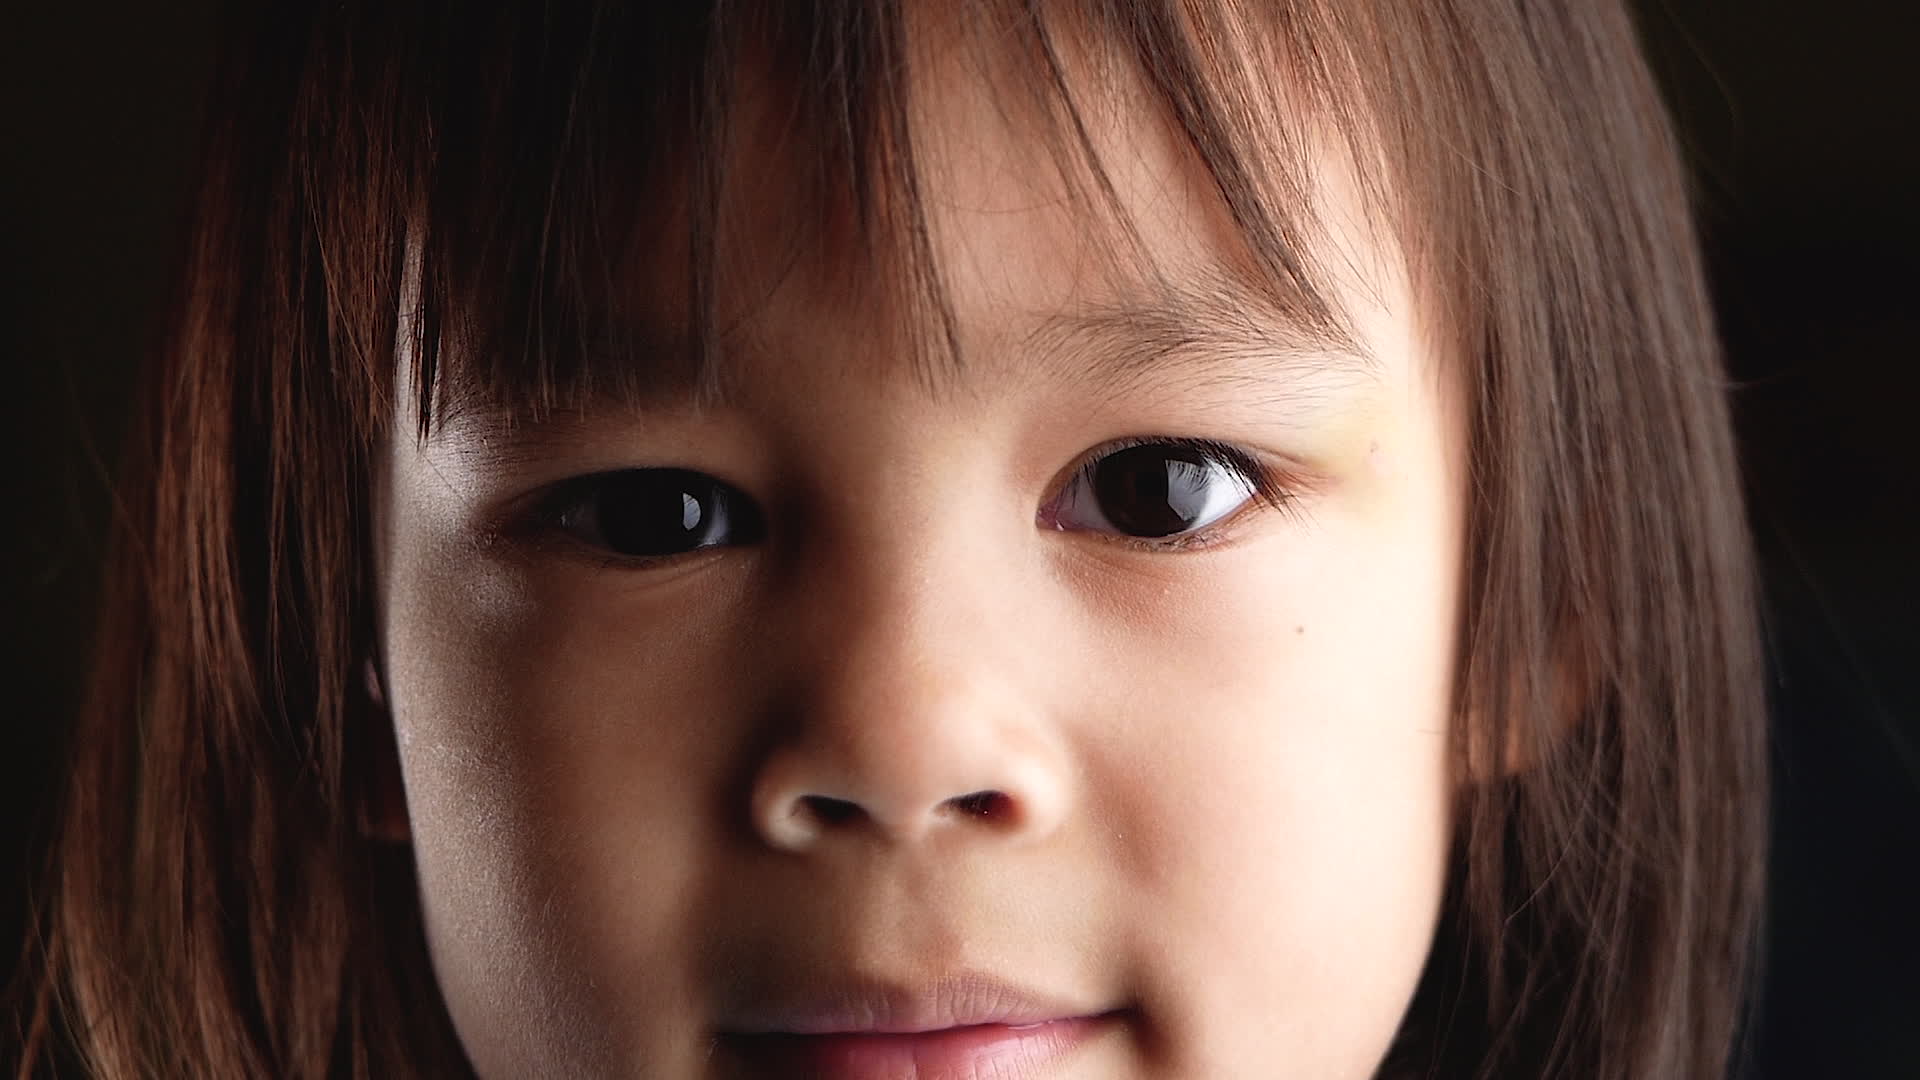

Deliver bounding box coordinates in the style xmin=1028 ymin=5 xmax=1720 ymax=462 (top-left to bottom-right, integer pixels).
xmin=431 ymin=273 xmax=1379 ymax=438
xmin=1019 ymin=275 xmax=1379 ymax=418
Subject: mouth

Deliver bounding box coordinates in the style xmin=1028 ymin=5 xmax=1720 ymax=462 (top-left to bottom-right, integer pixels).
xmin=721 ymin=1016 xmax=1119 ymax=1078
xmin=715 ymin=970 xmax=1127 ymax=1078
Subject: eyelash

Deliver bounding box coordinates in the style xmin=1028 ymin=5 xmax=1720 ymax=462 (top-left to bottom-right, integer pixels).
xmin=516 ymin=436 xmax=1298 ymax=568
xmin=1051 ymin=436 xmax=1296 ymax=555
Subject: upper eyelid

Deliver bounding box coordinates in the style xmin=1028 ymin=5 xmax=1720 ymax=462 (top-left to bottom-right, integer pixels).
xmin=1068 ymin=436 xmax=1292 ymax=511
xmin=537 ymin=438 xmax=1278 ymax=505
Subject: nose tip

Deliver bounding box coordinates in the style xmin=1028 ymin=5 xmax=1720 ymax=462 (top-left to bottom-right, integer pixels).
xmin=744 ymin=531 xmax=1073 ymax=854
xmin=750 ymin=754 xmax=1064 ymax=852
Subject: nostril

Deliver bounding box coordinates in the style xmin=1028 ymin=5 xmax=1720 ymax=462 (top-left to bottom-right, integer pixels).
xmin=799 ymin=795 xmax=863 ymax=826
xmin=947 ymin=790 xmax=1009 ymax=818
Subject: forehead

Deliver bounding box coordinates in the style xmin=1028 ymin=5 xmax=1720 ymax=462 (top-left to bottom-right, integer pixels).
xmin=750 ymin=44 xmax=1316 ymax=351
xmin=423 ymin=4 xmax=1404 ymax=428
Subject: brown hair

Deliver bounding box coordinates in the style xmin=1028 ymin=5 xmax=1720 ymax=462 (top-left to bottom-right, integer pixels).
xmin=14 ymin=2 xmax=1766 ymax=1077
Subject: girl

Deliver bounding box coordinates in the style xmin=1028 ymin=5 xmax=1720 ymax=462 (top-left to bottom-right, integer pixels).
xmin=14 ymin=1 xmax=1767 ymax=1077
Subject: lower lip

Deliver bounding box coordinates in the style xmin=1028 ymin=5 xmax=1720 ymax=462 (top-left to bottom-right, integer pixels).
xmin=725 ymin=1014 xmax=1114 ymax=1078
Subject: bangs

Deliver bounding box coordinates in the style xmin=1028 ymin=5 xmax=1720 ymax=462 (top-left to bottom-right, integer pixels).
xmin=371 ymin=0 xmax=1397 ymax=437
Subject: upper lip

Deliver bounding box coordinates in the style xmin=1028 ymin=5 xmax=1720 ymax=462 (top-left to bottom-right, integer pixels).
xmin=719 ymin=970 xmax=1110 ymax=1035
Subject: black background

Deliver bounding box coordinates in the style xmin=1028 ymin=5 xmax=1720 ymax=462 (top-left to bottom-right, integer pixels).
xmin=3 ymin=3 xmax=1915 ymax=1074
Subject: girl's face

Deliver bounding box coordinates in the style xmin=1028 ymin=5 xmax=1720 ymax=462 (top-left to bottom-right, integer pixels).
xmin=377 ymin=38 xmax=1465 ymax=1080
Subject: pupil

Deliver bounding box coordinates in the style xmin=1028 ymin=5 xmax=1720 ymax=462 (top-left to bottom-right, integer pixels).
xmin=597 ymin=471 xmax=714 ymax=556
xmin=1092 ymin=445 xmax=1212 ymax=538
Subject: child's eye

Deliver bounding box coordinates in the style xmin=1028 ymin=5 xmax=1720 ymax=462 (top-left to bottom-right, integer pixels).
xmin=539 ymin=468 xmax=765 ymax=560
xmin=1044 ymin=438 xmax=1288 ymax=550
xmin=527 ymin=438 xmax=1286 ymax=567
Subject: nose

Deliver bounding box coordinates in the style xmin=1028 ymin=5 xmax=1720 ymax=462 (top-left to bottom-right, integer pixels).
xmin=747 ymin=549 xmax=1074 ymax=853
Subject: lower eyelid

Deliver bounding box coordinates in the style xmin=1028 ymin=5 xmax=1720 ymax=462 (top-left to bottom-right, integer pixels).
xmin=1086 ymin=509 xmax=1256 ymax=555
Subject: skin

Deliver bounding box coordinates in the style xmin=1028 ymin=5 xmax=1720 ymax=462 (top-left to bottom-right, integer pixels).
xmin=376 ymin=27 xmax=1465 ymax=1080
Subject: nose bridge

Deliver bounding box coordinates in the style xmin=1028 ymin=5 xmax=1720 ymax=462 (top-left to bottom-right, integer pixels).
xmin=747 ymin=496 xmax=1073 ymax=852
xmin=795 ymin=444 xmax=1021 ymax=709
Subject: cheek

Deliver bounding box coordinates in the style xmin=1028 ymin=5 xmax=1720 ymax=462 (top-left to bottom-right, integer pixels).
xmin=1079 ymin=469 xmax=1458 ymax=1072
xmin=381 ymin=546 xmax=751 ymax=1074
